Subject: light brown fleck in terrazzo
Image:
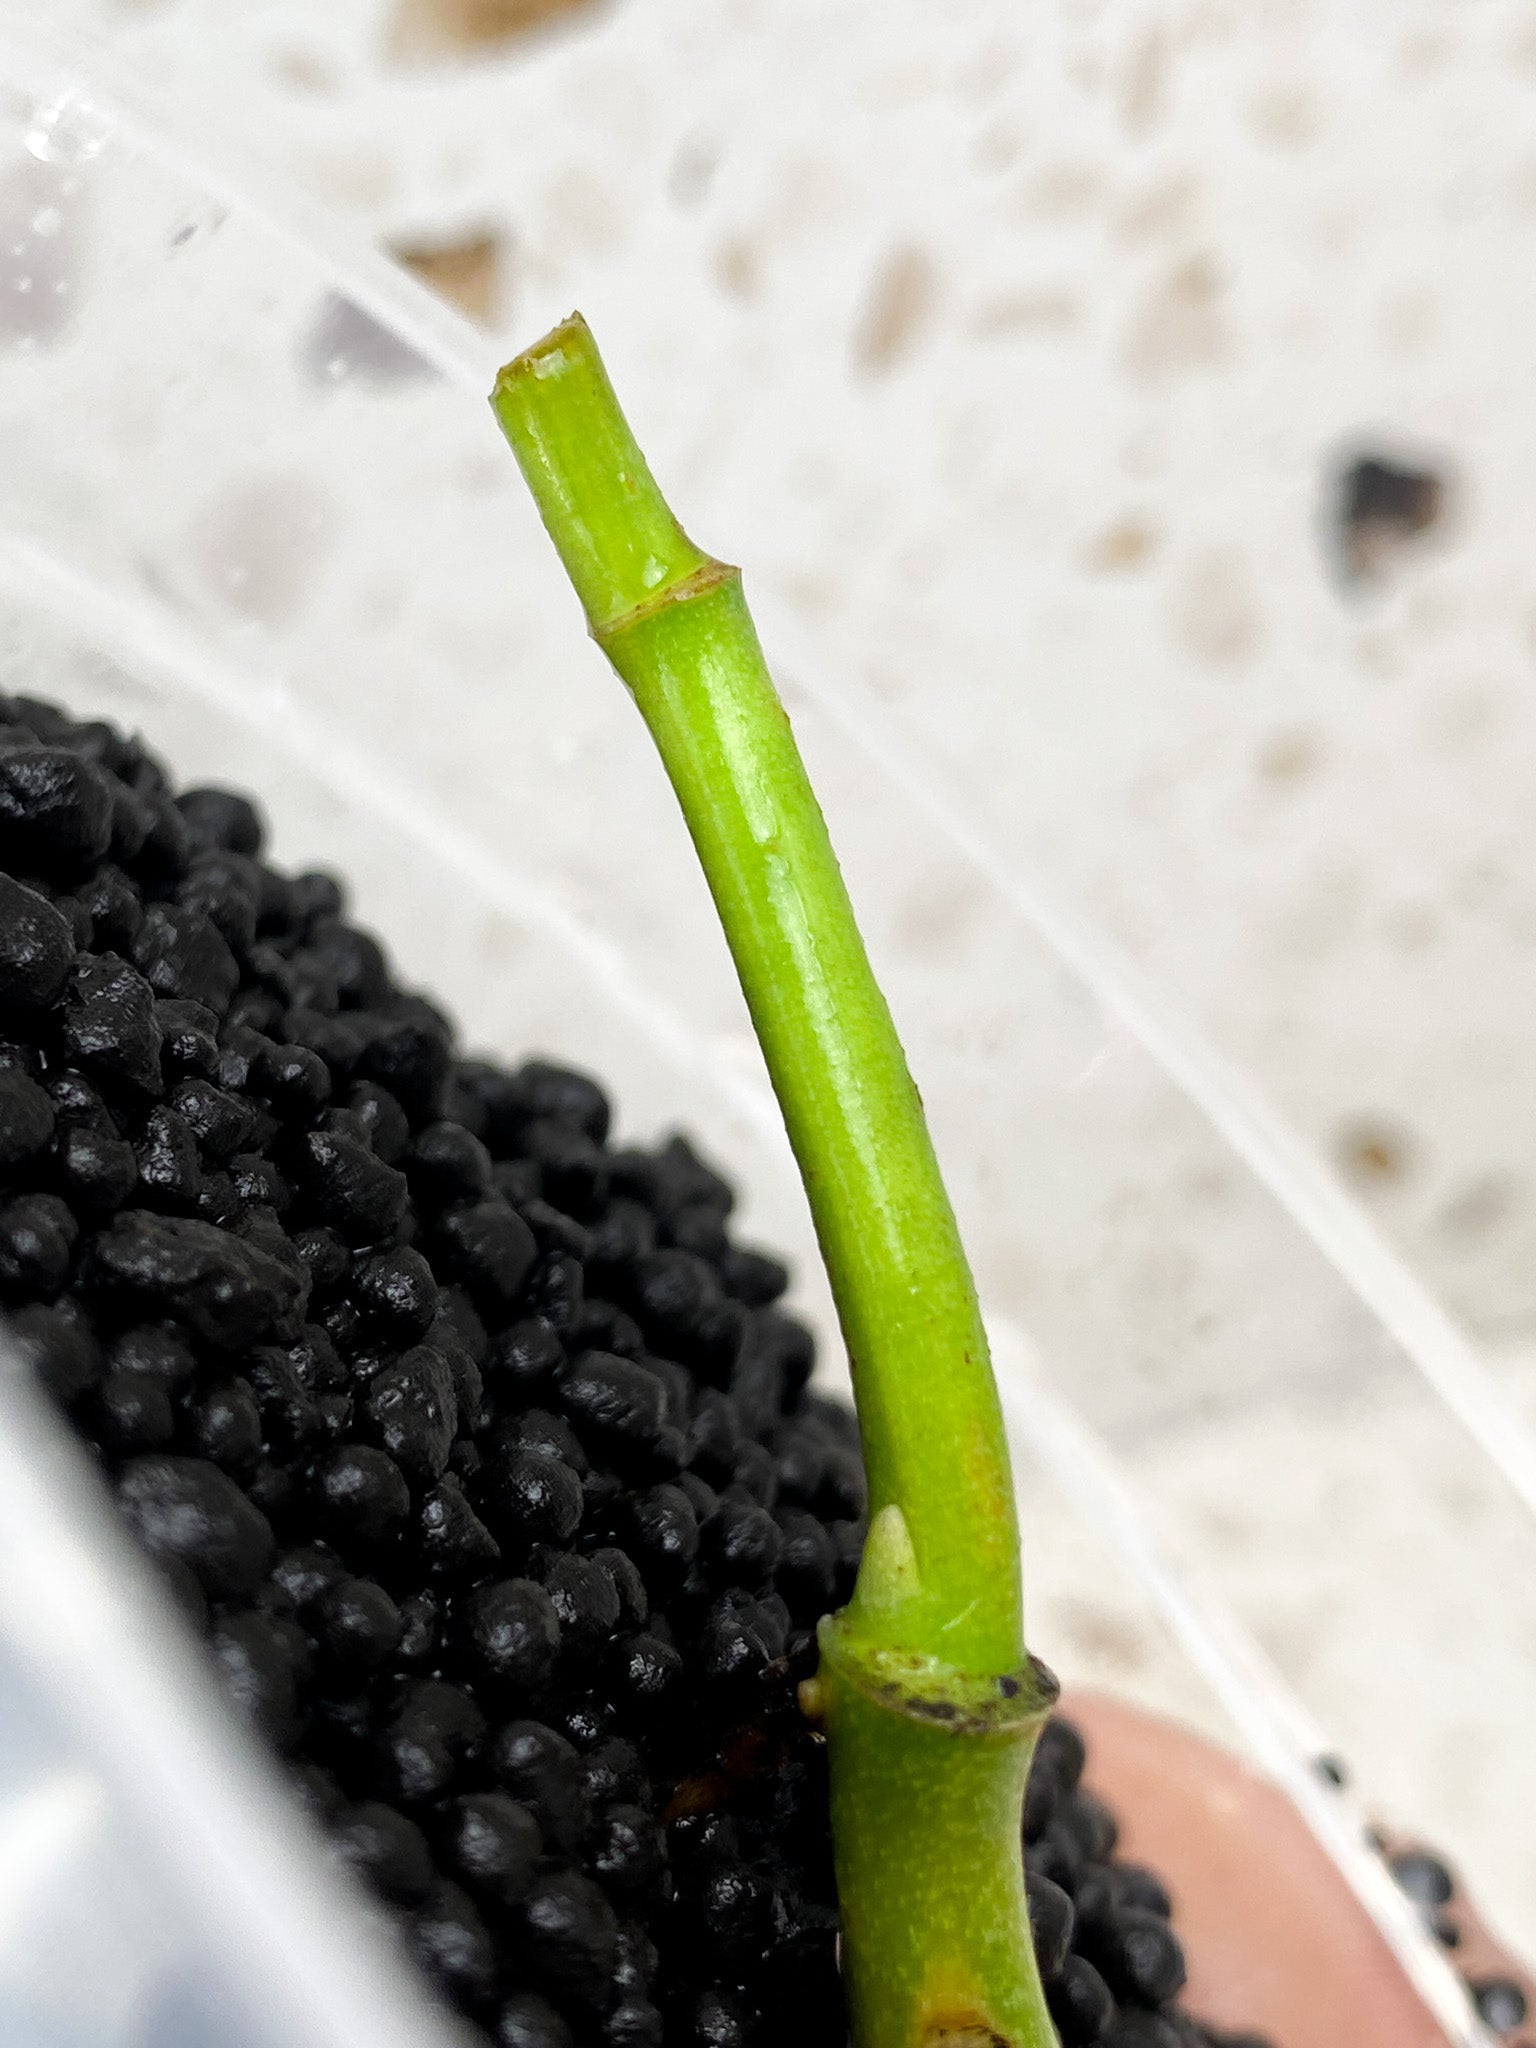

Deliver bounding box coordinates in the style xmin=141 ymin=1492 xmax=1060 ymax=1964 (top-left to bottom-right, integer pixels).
xmin=388 ymin=0 xmax=602 ymax=60
xmin=971 ymin=288 xmax=1078 ymax=336
xmin=1257 ymin=729 xmax=1323 ymax=785
xmin=394 ymin=232 xmax=503 ymax=324
xmin=1335 ymin=1115 xmax=1417 ymax=1188
xmin=1120 ymin=22 xmax=1169 ymax=135
xmin=1085 ymin=516 xmax=1158 ymax=572
xmin=714 ymin=236 xmax=761 ymax=301
xmin=1250 ymin=80 xmax=1322 ymax=148
xmin=1123 ymin=254 xmax=1229 ymax=377
xmin=853 ymin=244 xmax=937 ymax=375
xmin=1172 ymin=548 xmax=1260 ymax=665
xmin=1015 ymin=159 xmax=1105 ymax=220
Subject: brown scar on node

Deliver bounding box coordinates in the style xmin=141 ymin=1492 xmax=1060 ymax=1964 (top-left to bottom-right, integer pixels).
xmin=921 ymin=2005 xmax=1010 ymax=2048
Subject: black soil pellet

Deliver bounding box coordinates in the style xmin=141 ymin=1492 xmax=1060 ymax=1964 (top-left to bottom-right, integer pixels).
xmin=1050 ymin=1955 xmax=1118 ymax=2045
xmin=1473 ymin=1979 xmax=1529 ymax=2034
xmin=1389 ymin=1849 xmax=1455 ymax=1909
xmin=0 ymin=696 xmax=1266 ymax=2048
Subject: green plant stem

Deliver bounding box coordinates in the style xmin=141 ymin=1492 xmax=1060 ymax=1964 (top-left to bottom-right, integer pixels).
xmin=492 ymin=314 xmax=1057 ymax=2048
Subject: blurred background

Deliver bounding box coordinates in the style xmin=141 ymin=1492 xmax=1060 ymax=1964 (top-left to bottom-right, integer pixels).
xmin=4 ymin=0 xmax=1536 ymax=2028
xmin=31 ymin=0 xmax=1536 ymax=1366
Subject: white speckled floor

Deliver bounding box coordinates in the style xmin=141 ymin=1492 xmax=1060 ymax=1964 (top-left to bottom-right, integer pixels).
xmin=34 ymin=0 xmax=1536 ymax=1344
xmin=7 ymin=0 xmax=1536 ymax=1970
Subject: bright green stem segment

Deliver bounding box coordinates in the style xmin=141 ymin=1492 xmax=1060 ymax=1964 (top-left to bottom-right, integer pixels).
xmin=818 ymin=1623 xmax=1058 ymax=2048
xmin=493 ymin=313 xmax=1057 ymax=2048
xmin=493 ymin=316 xmax=1016 ymax=1670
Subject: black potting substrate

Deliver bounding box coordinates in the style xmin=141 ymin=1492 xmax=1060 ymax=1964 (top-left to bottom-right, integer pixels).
xmin=0 ymin=692 xmax=1272 ymax=2048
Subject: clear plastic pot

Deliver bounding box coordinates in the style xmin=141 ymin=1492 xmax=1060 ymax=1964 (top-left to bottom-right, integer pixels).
xmin=0 ymin=15 xmax=1527 ymax=2046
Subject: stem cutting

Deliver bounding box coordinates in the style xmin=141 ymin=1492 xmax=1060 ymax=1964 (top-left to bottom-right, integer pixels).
xmin=492 ymin=313 xmax=1057 ymax=2048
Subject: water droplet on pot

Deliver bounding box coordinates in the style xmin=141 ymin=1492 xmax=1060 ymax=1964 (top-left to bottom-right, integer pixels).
xmin=0 ymin=157 xmax=91 ymax=349
xmin=25 ymin=89 xmax=112 ymax=167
